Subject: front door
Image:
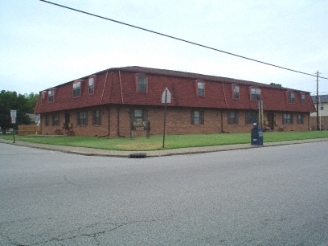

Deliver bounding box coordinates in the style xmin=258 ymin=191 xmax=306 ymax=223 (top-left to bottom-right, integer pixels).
xmin=267 ymin=112 xmax=275 ymax=130
xmin=64 ymin=113 xmax=70 ymax=129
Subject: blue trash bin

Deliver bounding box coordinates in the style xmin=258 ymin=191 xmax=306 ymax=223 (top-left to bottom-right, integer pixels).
xmin=251 ymin=123 xmax=263 ymax=146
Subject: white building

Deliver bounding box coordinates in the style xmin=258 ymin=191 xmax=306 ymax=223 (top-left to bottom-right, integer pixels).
xmin=311 ymin=95 xmax=328 ymax=130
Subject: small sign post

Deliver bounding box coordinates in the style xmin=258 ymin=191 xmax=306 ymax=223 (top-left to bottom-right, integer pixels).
xmin=258 ymin=101 xmax=263 ymax=129
xmin=10 ymin=110 xmax=17 ymax=143
xmin=161 ymin=88 xmax=171 ymax=148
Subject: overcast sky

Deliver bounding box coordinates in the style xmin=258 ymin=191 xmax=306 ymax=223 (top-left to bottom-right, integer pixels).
xmin=1 ymin=0 xmax=327 ymax=96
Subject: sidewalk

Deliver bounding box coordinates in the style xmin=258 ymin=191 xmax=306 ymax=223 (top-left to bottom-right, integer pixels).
xmin=1 ymin=138 xmax=327 ymax=158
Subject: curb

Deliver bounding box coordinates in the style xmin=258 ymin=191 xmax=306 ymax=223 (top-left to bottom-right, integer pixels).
xmin=0 ymin=138 xmax=327 ymax=158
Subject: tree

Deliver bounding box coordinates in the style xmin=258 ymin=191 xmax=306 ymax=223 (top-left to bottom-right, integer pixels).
xmin=0 ymin=90 xmax=36 ymax=134
xmin=24 ymin=92 xmax=39 ymax=113
xmin=270 ymin=82 xmax=282 ymax=87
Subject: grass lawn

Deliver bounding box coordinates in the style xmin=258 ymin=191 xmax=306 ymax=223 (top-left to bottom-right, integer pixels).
xmin=1 ymin=131 xmax=328 ymax=151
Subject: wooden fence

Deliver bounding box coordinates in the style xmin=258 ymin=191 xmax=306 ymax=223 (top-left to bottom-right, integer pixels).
xmin=18 ymin=125 xmax=40 ymax=136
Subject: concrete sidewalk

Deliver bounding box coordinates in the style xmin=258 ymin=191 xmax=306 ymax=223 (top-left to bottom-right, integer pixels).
xmin=1 ymin=138 xmax=327 ymax=158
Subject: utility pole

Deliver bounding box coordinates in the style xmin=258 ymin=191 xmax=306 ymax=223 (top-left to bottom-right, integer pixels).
xmin=316 ymin=71 xmax=320 ymax=130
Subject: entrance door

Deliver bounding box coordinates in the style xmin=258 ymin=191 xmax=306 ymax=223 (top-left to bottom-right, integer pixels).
xmin=267 ymin=112 xmax=275 ymax=130
xmin=64 ymin=113 xmax=70 ymax=129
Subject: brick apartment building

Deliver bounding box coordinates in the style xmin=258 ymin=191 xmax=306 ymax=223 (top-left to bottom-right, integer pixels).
xmin=34 ymin=66 xmax=315 ymax=137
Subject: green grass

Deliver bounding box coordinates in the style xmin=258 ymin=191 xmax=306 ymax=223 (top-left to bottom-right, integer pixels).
xmin=1 ymin=131 xmax=327 ymax=151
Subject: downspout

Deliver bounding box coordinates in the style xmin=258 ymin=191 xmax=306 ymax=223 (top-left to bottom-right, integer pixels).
xmin=221 ymin=82 xmax=228 ymax=132
xmin=101 ymin=70 xmax=110 ymax=136
xmin=117 ymin=107 xmax=120 ymax=137
xmin=119 ymin=70 xmax=124 ymax=104
xmin=220 ymin=110 xmax=224 ymax=133
xmin=107 ymin=106 xmax=110 ymax=137
xmin=117 ymin=71 xmax=124 ymax=137
xmin=222 ymin=82 xmax=228 ymax=107
xmin=40 ymin=114 xmax=43 ymax=134
xmin=101 ymin=70 xmax=109 ymax=102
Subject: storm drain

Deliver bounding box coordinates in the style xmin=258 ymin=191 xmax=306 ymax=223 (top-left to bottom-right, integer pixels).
xmin=128 ymin=153 xmax=147 ymax=158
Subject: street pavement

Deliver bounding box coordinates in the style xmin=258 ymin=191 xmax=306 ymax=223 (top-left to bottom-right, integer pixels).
xmin=0 ymin=140 xmax=328 ymax=245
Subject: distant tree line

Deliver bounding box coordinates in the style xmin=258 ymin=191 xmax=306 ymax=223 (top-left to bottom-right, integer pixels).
xmin=270 ymin=82 xmax=282 ymax=87
xmin=0 ymin=90 xmax=39 ymax=134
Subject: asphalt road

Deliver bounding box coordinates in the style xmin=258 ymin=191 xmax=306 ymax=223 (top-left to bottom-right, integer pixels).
xmin=0 ymin=141 xmax=328 ymax=245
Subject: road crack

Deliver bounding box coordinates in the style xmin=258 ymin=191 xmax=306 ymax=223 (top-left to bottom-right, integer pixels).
xmin=25 ymin=214 xmax=174 ymax=245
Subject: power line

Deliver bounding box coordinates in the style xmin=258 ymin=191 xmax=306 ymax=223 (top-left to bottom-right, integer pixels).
xmin=40 ymin=0 xmax=328 ymax=80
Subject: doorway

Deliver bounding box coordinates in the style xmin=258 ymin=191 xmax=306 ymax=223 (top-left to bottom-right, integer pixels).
xmin=64 ymin=112 xmax=70 ymax=129
xmin=267 ymin=112 xmax=275 ymax=130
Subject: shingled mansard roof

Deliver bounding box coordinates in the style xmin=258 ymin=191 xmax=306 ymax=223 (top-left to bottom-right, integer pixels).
xmin=35 ymin=66 xmax=315 ymax=114
xmin=44 ymin=66 xmax=308 ymax=92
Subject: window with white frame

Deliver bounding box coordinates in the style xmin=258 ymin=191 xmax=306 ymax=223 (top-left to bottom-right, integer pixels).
xmin=250 ymin=88 xmax=261 ymax=100
xmin=197 ymin=81 xmax=205 ymax=97
xmin=48 ymin=90 xmax=55 ymax=103
xmin=301 ymin=93 xmax=306 ymax=104
xmin=191 ymin=110 xmax=204 ymax=125
xmin=88 ymin=77 xmax=94 ymax=94
xmin=233 ymin=85 xmax=240 ymax=99
xmin=73 ymin=81 xmax=81 ymax=97
xmin=137 ymin=74 xmax=147 ymax=93
xmin=41 ymin=91 xmax=46 ymax=104
xmin=288 ymin=91 xmax=295 ymax=103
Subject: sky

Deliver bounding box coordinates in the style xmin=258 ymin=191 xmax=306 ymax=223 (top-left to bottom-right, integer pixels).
xmin=1 ymin=0 xmax=328 ymax=96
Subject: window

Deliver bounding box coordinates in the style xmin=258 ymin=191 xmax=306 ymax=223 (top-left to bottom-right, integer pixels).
xmin=77 ymin=111 xmax=88 ymax=126
xmin=41 ymin=91 xmax=46 ymax=104
xmin=134 ymin=109 xmax=143 ymax=119
xmin=288 ymin=91 xmax=295 ymax=103
xmin=131 ymin=109 xmax=148 ymax=131
xmin=228 ymin=111 xmax=238 ymax=124
xmin=73 ymin=81 xmax=81 ymax=97
xmin=132 ymin=109 xmax=148 ymax=121
xmin=297 ymin=114 xmax=304 ymax=124
xmin=301 ymin=93 xmax=306 ymax=104
xmin=233 ymin=85 xmax=240 ymax=99
xmin=245 ymin=111 xmax=258 ymax=124
xmin=92 ymin=109 xmax=101 ymax=125
xmin=320 ymin=104 xmax=324 ymax=110
xmin=282 ymin=113 xmax=293 ymax=124
xmin=250 ymin=88 xmax=261 ymax=100
xmin=52 ymin=114 xmax=59 ymax=126
xmin=45 ymin=115 xmax=49 ymax=126
xmin=197 ymin=81 xmax=205 ymax=97
xmin=137 ymin=74 xmax=147 ymax=93
xmin=88 ymin=77 xmax=94 ymax=94
xmin=48 ymin=90 xmax=55 ymax=103
xmin=191 ymin=110 xmax=204 ymax=125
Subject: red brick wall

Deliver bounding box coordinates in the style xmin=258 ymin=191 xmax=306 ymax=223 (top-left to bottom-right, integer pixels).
xmin=148 ymin=107 xmax=220 ymax=135
xmin=310 ymin=116 xmax=328 ymax=130
xmin=40 ymin=107 xmax=310 ymax=137
xmin=40 ymin=106 xmax=109 ymax=137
